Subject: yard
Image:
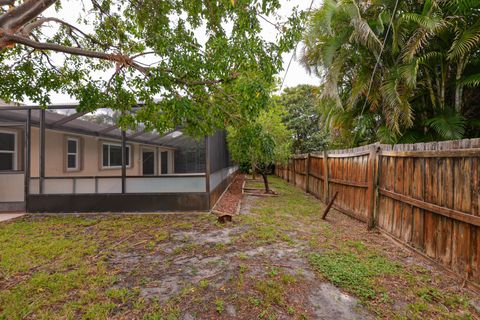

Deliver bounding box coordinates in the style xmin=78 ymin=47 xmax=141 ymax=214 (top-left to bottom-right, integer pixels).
xmin=0 ymin=176 xmax=478 ymax=319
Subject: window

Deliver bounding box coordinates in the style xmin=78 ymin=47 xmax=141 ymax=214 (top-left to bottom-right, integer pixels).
xmin=0 ymin=131 xmax=16 ymax=171
xmin=160 ymin=151 xmax=168 ymax=174
xmin=66 ymin=138 xmax=79 ymax=171
xmin=102 ymin=143 xmax=131 ymax=168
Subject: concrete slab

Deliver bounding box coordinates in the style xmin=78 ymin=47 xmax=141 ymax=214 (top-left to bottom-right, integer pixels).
xmin=0 ymin=213 xmax=25 ymax=222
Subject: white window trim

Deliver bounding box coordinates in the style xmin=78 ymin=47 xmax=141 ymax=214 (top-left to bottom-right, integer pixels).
xmin=0 ymin=130 xmax=17 ymax=171
xmin=66 ymin=137 xmax=79 ymax=171
xmin=101 ymin=142 xmax=132 ymax=169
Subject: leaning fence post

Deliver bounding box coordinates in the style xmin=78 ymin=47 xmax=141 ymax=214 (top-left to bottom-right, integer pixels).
xmin=305 ymin=153 xmax=310 ymax=193
xmin=366 ymin=145 xmax=378 ymax=230
xmin=323 ymin=150 xmax=329 ymax=203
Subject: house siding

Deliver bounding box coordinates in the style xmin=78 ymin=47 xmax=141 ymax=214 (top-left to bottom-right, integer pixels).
xmin=27 ymin=127 xmax=173 ymax=177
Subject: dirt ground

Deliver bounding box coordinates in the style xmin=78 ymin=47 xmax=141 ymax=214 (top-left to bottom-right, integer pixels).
xmin=107 ymin=198 xmax=371 ymax=319
xmin=0 ymin=176 xmax=478 ymax=319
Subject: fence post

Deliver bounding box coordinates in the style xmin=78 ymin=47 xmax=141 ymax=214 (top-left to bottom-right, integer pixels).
xmin=305 ymin=153 xmax=310 ymax=193
xmin=366 ymin=145 xmax=378 ymax=230
xmin=292 ymin=157 xmax=296 ymax=186
xmin=287 ymin=159 xmax=290 ymax=183
xmin=323 ymin=150 xmax=329 ymax=203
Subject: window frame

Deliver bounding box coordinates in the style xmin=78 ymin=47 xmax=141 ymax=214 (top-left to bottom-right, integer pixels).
xmin=0 ymin=130 xmax=17 ymax=171
xmin=101 ymin=142 xmax=132 ymax=169
xmin=66 ymin=137 xmax=80 ymax=171
xmin=160 ymin=150 xmax=169 ymax=175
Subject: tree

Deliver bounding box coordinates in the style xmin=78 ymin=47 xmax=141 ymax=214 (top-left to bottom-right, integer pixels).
xmin=276 ymin=84 xmax=328 ymax=153
xmin=0 ymin=0 xmax=304 ymax=136
xmin=300 ymin=0 xmax=480 ymax=146
xmin=227 ymin=104 xmax=291 ymax=193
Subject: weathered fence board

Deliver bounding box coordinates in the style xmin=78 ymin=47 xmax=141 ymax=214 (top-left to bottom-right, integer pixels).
xmin=276 ymin=138 xmax=480 ymax=286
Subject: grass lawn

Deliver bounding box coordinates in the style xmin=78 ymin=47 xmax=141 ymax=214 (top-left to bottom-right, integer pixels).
xmin=0 ymin=176 xmax=478 ymax=319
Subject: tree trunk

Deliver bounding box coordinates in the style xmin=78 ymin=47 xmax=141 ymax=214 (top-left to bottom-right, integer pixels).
xmin=455 ymin=57 xmax=465 ymax=112
xmin=251 ymin=164 xmax=256 ymax=180
xmin=261 ymin=172 xmax=270 ymax=193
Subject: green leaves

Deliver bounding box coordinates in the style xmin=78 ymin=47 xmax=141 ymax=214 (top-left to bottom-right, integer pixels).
xmin=227 ymin=102 xmax=292 ymax=176
xmin=448 ymin=23 xmax=480 ymax=60
xmin=300 ymin=0 xmax=480 ymax=146
xmin=425 ymin=111 xmax=466 ymax=140
xmin=0 ymin=0 xmax=303 ymax=136
xmin=459 ymin=73 xmax=480 ymax=87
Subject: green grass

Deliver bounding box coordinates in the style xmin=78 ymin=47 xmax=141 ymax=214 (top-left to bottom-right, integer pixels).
xmin=309 ymin=247 xmax=399 ymax=300
xmin=0 ymin=215 xmax=205 ymax=319
xmin=0 ymin=177 xmax=477 ymax=319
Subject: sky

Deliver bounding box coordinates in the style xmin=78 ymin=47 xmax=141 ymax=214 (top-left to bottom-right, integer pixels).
xmin=39 ymin=0 xmax=320 ymax=104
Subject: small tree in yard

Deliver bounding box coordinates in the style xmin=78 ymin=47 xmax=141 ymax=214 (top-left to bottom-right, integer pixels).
xmin=227 ymin=105 xmax=291 ymax=193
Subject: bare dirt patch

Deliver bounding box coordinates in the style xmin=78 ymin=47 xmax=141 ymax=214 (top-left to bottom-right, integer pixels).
xmin=105 ymin=194 xmax=371 ymax=319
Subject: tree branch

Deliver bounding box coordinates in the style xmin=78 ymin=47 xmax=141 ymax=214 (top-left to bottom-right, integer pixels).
xmin=20 ymin=17 xmax=119 ymax=50
xmin=0 ymin=0 xmax=57 ymax=30
xmin=1 ymin=32 xmax=150 ymax=74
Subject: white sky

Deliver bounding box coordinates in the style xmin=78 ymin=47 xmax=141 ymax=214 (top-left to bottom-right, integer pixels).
xmin=39 ymin=0 xmax=319 ymax=104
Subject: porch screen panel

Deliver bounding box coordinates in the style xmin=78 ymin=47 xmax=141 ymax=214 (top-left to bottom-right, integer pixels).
xmin=98 ymin=178 xmax=122 ymax=193
xmin=44 ymin=179 xmax=74 ymax=194
xmin=75 ymin=179 xmax=96 ymax=194
xmin=209 ymin=130 xmax=231 ymax=173
xmin=126 ymin=176 xmax=206 ymax=193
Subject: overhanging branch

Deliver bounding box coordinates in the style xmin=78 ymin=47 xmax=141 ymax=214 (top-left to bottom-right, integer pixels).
xmin=0 ymin=0 xmax=57 ymax=30
xmin=0 ymin=32 xmax=150 ymax=74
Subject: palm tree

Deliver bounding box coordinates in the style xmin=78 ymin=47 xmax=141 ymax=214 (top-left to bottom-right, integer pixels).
xmin=301 ymin=0 xmax=480 ymax=146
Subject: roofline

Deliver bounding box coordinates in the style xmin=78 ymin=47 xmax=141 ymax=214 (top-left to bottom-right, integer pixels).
xmin=0 ymin=118 xmax=176 ymax=150
xmin=0 ymin=103 xmax=146 ymax=111
xmin=0 ymin=103 xmax=180 ymax=149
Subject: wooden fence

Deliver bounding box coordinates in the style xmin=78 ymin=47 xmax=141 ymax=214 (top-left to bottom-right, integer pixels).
xmin=275 ymin=139 xmax=480 ymax=286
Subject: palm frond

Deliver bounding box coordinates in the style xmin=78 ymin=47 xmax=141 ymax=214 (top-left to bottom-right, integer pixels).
xmin=448 ymin=23 xmax=480 ymax=60
xmin=401 ymin=27 xmax=434 ymax=62
xmin=459 ymin=73 xmax=480 ymax=87
xmin=346 ymin=67 xmax=370 ymax=109
xmin=417 ymin=51 xmax=444 ymax=65
xmin=380 ymin=74 xmax=414 ymax=132
xmin=376 ymin=124 xmax=399 ymax=144
xmin=349 ymin=19 xmax=382 ymax=54
xmin=445 ymin=0 xmax=480 ymax=14
xmin=424 ymin=110 xmax=466 ymax=140
xmin=401 ymin=13 xmax=446 ymax=31
xmin=399 ymin=59 xmax=419 ymax=88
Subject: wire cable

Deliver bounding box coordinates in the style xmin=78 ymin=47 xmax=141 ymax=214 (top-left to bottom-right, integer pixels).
xmin=359 ymin=0 xmax=401 ymax=117
xmin=280 ymin=0 xmax=315 ymax=91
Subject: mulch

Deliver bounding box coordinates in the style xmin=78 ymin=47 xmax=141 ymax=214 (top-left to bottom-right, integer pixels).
xmin=212 ymin=174 xmax=245 ymax=215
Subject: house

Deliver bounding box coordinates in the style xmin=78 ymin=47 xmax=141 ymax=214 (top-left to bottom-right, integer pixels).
xmin=0 ymin=104 xmax=237 ymax=213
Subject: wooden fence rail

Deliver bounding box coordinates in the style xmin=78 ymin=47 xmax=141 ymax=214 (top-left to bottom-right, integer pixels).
xmin=275 ymin=139 xmax=480 ymax=286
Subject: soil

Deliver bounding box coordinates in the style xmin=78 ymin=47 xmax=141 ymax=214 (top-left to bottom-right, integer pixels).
xmin=212 ymin=174 xmax=244 ymax=214
xmin=104 ymin=177 xmax=478 ymax=319
xmin=107 ymin=195 xmax=372 ymax=319
xmin=242 ymin=188 xmax=278 ymax=196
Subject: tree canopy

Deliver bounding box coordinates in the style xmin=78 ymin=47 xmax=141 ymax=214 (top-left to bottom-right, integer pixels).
xmin=227 ymin=103 xmax=291 ymax=191
xmin=0 ymin=0 xmax=303 ymax=136
xmin=277 ymin=84 xmax=328 ymax=153
xmin=301 ymin=0 xmax=480 ymax=146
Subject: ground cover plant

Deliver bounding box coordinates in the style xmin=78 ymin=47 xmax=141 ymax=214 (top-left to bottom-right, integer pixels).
xmin=0 ymin=177 xmax=478 ymax=319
